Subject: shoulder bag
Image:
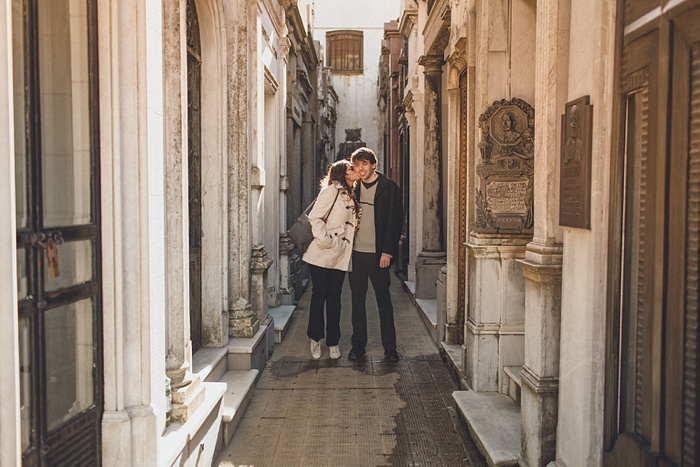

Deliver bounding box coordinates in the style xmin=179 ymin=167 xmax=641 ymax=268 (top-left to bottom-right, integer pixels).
xmin=287 ymin=188 xmax=339 ymax=252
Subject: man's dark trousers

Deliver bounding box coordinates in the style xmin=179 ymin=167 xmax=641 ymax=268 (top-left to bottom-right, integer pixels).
xmin=348 ymin=251 xmax=396 ymax=352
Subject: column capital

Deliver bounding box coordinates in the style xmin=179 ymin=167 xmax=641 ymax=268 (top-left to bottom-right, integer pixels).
xmin=419 ymin=54 xmax=445 ymax=74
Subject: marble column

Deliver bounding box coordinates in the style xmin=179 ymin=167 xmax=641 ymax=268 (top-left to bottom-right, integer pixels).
xmin=225 ymin=0 xmax=257 ymax=338
xmin=516 ymin=0 xmax=569 ymax=465
xmin=250 ymin=245 xmax=272 ymax=322
xmin=286 ymin=104 xmax=304 ymax=295
xmin=278 ymin=233 xmax=295 ymax=304
xmin=162 ymin=0 xmax=201 ymax=410
xmin=415 ymin=55 xmax=447 ymax=299
xmin=278 ymin=38 xmax=295 ymax=305
xmin=301 ymin=113 xmax=315 ymax=207
xmin=99 ymin=1 xmax=158 ymax=463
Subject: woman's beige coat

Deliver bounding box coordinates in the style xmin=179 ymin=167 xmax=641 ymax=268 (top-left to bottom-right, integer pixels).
xmin=302 ymin=182 xmax=357 ymax=271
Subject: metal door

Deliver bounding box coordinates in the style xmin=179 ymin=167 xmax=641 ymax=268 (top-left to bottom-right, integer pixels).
xmin=13 ymin=0 xmax=102 ymax=464
xmin=605 ymin=1 xmax=700 ymax=465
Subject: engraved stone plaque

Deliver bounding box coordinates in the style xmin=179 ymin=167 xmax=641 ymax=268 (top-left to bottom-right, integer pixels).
xmin=559 ymin=96 xmax=592 ymax=229
xmin=474 ymin=98 xmax=535 ymax=234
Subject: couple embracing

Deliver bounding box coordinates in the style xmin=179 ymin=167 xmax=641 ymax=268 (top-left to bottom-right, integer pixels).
xmin=302 ymin=147 xmax=403 ymax=363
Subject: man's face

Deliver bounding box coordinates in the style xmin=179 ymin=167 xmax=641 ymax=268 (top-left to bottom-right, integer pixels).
xmin=353 ymin=159 xmax=377 ymax=182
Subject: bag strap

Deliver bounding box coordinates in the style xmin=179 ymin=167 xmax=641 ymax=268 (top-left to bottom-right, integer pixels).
xmin=301 ymin=187 xmax=340 ymax=220
xmin=322 ymin=189 xmax=340 ymax=222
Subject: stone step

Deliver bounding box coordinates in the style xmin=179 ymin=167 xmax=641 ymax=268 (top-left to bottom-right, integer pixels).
xmin=415 ymin=298 xmax=437 ymax=343
xmin=161 ymin=381 xmax=226 ymax=467
xmin=192 ymin=346 xmax=228 ymax=382
xmin=268 ymin=305 xmax=296 ymax=343
xmin=442 ymin=343 xmax=469 ymax=390
xmin=503 ymin=366 xmax=522 ymax=405
xmin=227 ymin=319 xmax=273 ymax=371
xmin=220 ymin=369 xmax=259 ymax=446
xmin=453 ymin=390 xmax=521 ymax=466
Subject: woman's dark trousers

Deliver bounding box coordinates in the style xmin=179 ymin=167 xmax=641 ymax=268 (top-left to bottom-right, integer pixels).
xmin=307 ymin=265 xmax=346 ymax=346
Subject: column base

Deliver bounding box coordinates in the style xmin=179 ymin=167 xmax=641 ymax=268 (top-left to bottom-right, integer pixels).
xmin=436 ymin=266 xmax=447 ymax=344
xmin=415 ymin=250 xmax=446 ymax=299
xmin=251 ymin=245 xmax=273 ymax=321
xmin=229 ymin=300 xmax=259 ymax=338
xmin=520 ymin=366 xmax=559 ymax=466
xmin=171 ymin=375 xmax=206 ymax=423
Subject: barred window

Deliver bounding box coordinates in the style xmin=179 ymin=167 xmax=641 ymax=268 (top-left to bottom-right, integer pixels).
xmin=326 ymin=30 xmax=363 ymax=74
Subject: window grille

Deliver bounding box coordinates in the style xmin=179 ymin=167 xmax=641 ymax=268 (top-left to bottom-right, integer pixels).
xmin=326 ymin=30 xmax=363 ymax=74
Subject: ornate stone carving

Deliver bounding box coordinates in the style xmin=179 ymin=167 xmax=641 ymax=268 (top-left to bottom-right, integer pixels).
xmin=345 ymin=128 xmax=362 ymax=142
xmin=337 ymin=128 xmax=365 ymax=160
xmin=474 ymin=98 xmax=535 ymax=233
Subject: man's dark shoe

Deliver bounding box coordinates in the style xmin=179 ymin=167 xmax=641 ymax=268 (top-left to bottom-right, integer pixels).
xmin=348 ymin=347 xmax=365 ymax=361
xmin=384 ymin=349 xmax=400 ymax=363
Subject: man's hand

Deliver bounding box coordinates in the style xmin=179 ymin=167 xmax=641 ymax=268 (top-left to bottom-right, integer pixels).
xmin=379 ymin=254 xmax=391 ymax=269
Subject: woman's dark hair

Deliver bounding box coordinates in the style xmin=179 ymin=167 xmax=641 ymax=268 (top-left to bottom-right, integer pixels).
xmin=320 ymin=159 xmax=354 ymax=193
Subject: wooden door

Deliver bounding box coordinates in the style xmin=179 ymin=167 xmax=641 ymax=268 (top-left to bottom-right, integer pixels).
xmin=457 ymin=71 xmax=468 ymax=344
xmin=605 ymin=2 xmax=700 ymax=465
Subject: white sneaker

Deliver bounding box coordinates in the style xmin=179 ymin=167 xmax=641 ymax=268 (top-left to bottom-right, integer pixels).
xmin=310 ymin=339 xmax=321 ymax=359
xmin=329 ymin=345 xmax=341 ymax=360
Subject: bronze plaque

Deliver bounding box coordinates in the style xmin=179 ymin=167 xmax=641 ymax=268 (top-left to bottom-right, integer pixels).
xmin=559 ymin=96 xmax=592 ymax=229
xmin=474 ymin=98 xmax=535 ymax=234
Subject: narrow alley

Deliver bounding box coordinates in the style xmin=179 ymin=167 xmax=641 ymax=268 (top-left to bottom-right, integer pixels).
xmin=2 ymin=0 xmax=699 ymax=465
xmin=215 ymin=277 xmax=486 ymax=466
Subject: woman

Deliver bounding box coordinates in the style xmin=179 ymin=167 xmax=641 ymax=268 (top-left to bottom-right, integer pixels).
xmin=303 ymin=159 xmax=360 ymax=359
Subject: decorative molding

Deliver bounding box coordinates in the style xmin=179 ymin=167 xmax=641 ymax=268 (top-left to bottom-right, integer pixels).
xmin=250 ymin=245 xmax=273 ymax=273
xmin=423 ymin=0 xmax=451 ymax=55
xmin=399 ymin=9 xmax=418 ymax=37
xmin=258 ymin=0 xmax=286 ymax=38
xmin=278 ymin=36 xmax=291 ymax=58
xmin=264 ymin=66 xmax=279 ymax=93
xmin=521 ymin=365 xmax=559 ymax=395
xmin=419 ymin=54 xmax=445 ymax=73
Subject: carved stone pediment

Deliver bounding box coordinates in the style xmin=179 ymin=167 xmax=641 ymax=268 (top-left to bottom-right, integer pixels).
xmin=474 ymin=98 xmax=535 ymax=233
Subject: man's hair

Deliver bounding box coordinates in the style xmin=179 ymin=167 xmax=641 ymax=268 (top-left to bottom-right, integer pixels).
xmin=350 ymin=147 xmax=377 ymax=165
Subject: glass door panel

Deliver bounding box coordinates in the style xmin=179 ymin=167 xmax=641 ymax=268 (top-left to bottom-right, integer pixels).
xmin=12 ymin=0 xmax=28 ymax=229
xmin=39 ymin=0 xmax=92 ymax=228
xmin=17 ymin=248 xmax=28 ymax=299
xmin=44 ymin=299 xmax=94 ymax=431
xmin=43 ymin=239 xmax=93 ymax=291
xmin=19 ymin=316 xmax=33 ymax=452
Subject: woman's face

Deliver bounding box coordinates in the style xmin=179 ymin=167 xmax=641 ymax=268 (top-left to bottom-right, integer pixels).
xmin=344 ymin=164 xmax=361 ymax=183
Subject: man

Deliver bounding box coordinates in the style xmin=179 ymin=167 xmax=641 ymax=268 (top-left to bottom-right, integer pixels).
xmin=348 ymin=147 xmax=403 ymax=362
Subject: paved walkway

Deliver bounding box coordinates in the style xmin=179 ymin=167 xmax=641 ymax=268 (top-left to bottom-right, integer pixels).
xmin=215 ymin=273 xmax=486 ymax=466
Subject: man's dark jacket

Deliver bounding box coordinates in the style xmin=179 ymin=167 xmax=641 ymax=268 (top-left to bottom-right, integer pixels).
xmin=354 ymin=171 xmax=404 ymax=263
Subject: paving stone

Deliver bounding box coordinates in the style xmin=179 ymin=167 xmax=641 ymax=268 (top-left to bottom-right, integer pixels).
xmin=214 ymin=275 xmax=486 ymax=466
